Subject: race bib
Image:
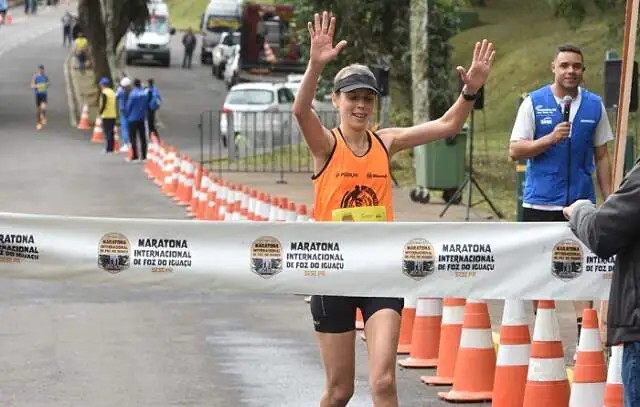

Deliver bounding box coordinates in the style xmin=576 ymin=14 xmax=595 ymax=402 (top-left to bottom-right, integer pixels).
xmin=331 ymin=206 xmax=387 ymax=222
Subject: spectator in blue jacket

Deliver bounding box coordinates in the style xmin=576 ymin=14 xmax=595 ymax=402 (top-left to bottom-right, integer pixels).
xmin=146 ymin=78 xmax=162 ymax=141
xmin=125 ymin=78 xmax=149 ymax=161
xmin=115 ymin=76 xmax=131 ymax=153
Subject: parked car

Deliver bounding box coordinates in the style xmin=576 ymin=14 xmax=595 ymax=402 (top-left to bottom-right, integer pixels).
xmin=212 ymin=31 xmax=241 ymax=79
xmin=223 ymin=47 xmax=240 ymax=89
xmin=220 ymin=82 xmax=298 ymax=152
xmin=283 ymin=79 xmax=339 ymax=128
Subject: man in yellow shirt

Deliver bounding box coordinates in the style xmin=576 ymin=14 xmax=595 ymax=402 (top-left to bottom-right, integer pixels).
xmin=99 ymin=77 xmax=118 ymax=153
xmin=74 ymin=32 xmax=89 ymax=74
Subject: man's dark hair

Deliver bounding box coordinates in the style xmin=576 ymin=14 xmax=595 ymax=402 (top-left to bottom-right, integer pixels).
xmin=148 ymin=78 xmax=155 ymax=87
xmin=134 ymin=78 xmax=141 ymax=87
xmin=555 ymin=44 xmax=584 ymax=61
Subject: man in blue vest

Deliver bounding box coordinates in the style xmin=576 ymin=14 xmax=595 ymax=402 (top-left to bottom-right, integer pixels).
xmin=509 ymin=44 xmax=614 ymax=360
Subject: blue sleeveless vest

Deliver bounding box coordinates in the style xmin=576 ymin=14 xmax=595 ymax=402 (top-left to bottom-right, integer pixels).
xmin=523 ymin=85 xmax=602 ymax=206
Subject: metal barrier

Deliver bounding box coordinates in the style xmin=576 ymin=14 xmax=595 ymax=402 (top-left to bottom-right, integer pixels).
xmin=198 ymin=109 xmax=339 ymax=182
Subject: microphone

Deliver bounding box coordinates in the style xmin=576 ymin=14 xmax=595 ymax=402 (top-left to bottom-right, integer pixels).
xmin=562 ymin=95 xmax=572 ymax=122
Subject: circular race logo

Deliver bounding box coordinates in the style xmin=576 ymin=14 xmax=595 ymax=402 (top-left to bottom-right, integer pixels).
xmin=340 ymin=185 xmax=379 ymax=208
xmin=402 ymin=238 xmax=436 ymax=280
xmin=551 ymin=239 xmax=584 ymax=281
xmin=97 ymin=232 xmax=131 ymax=274
xmin=250 ymin=236 xmax=283 ymax=279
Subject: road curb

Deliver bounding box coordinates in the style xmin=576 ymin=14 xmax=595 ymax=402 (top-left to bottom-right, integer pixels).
xmin=64 ymin=51 xmax=78 ymax=128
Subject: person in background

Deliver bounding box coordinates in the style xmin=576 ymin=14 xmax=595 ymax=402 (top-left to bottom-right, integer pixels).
xmin=125 ymin=79 xmax=149 ymax=161
xmin=74 ymin=32 xmax=89 ymax=74
xmin=61 ymin=11 xmax=73 ymax=46
xmin=0 ymin=0 xmax=8 ymax=25
xmin=115 ymin=76 xmax=131 ymax=153
xmin=182 ymin=28 xmax=196 ymax=69
xmin=98 ymin=77 xmax=117 ymax=154
xmin=146 ymin=78 xmax=161 ymax=140
xmin=563 ymin=158 xmax=640 ymax=407
xmin=31 ymin=64 xmax=49 ymax=130
xmin=508 ymin=44 xmax=614 ymax=358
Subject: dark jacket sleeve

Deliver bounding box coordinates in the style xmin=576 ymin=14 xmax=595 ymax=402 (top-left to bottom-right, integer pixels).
xmin=99 ymin=93 xmax=107 ymax=115
xmin=569 ymin=163 xmax=640 ymax=259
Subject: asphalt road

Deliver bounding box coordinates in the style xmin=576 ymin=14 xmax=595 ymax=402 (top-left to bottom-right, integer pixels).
xmin=0 ymin=6 xmax=586 ymax=407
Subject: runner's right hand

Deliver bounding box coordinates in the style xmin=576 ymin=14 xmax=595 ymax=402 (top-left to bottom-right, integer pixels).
xmin=307 ymin=11 xmax=347 ymax=67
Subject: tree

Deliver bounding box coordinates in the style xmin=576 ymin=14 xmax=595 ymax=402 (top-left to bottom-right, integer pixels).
xmin=549 ymin=0 xmax=639 ymax=48
xmin=77 ymin=0 xmax=149 ymax=86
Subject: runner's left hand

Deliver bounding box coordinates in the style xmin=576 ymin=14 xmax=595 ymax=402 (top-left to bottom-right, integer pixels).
xmin=456 ymin=39 xmax=495 ymax=95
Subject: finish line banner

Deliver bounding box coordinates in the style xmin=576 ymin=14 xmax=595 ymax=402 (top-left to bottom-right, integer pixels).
xmin=0 ymin=212 xmax=614 ymax=300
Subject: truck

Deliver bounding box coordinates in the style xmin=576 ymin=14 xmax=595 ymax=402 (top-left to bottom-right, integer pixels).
xmin=199 ymin=0 xmax=242 ymax=65
xmin=125 ymin=2 xmax=176 ymax=68
xmin=235 ymin=3 xmax=306 ymax=83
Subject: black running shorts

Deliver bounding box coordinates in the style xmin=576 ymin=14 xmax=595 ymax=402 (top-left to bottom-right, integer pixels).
xmin=35 ymin=94 xmax=47 ymax=107
xmin=310 ymin=295 xmax=404 ymax=333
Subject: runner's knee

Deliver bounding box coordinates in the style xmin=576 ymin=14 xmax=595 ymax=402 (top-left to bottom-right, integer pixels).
xmin=369 ymin=371 xmax=396 ymax=401
xmin=323 ymin=382 xmax=354 ymax=407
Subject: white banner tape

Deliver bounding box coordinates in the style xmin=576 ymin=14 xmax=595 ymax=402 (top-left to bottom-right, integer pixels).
xmin=0 ymin=212 xmax=614 ymax=300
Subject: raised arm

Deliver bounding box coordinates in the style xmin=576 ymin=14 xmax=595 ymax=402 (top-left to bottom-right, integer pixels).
xmin=292 ymin=11 xmax=346 ymax=159
xmin=378 ymin=40 xmax=495 ymax=155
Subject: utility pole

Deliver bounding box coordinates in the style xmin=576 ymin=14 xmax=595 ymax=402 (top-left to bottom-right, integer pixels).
xmin=410 ymin=0 xmax=430 ymax=192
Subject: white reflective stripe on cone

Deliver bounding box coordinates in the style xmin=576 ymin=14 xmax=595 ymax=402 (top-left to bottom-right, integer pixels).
xmin=607 ymin=345 xmax=623 ymax=384
xmin=496 ymin=344 xmax=531 ymax=366
xmin=577 ymin=328 xmax=603 ymax=352
xmin=569 ymin=382 xmax=605 ymax=406
xmin=527 ymin=358 xmax=568 ymax=381
xmin=501 ymin=299 xmax=529 ymax=326
xmin=415 ymin=298 xmax=442 ymax=316
xmin=442 ymin=305 xmax=465 ymax=325
xmin=532 ymin=308 xmax=562 ymax=342
xmin=459 ymin=328 xmax=494 ymax=349
xmin=403 ymin=296 xmax=417 ymax=308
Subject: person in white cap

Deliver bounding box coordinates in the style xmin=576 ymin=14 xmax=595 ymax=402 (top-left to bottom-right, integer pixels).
xmin=116 ymin=76 xmax=131 ymax=152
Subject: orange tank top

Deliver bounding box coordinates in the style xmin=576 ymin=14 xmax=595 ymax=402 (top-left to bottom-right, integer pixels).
xmin=312 ymin=128 xmax=394 ymax=221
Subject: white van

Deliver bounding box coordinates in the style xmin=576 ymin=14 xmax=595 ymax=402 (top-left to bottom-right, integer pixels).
xmin=125 ymin=2 xmax=176 ymax=67
xmin=199 ymin=0 xmax=241 ymax=65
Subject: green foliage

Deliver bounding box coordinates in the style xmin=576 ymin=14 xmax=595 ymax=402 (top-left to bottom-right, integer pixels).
xmin=428 ymin=0 xmax=459 ymax=119
xmin=277 ymin=0 xmax=458 ymax=125
xmin=548 ymin=0 xmax=638 ymax=50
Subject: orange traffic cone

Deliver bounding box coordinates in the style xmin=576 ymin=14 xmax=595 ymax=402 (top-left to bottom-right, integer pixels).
xmin=397 ymin=297 xmax=442 ymax=368
xmin=113 ymin=126 xmax=120 ymax=152
xmin=90 ymin=117 xmax=104 ymax=143
xmin=522 ymin=300 xmax=570 ymax=407
xmin=397 ymin=296 xmax=417 ymax=354
xmin=492 ymin=300 xmax=531 ymax=407
xmin=356 ymin=308 xmax=364 ymax=330
xmin=438 ymin=299 xmax=495 ymax=402
xmin=604 ymin=344 xmax=624 ymax=407
xmin=77 ymin=104 xmax=91 ymax=130
xmin=421 ymin=298 xmax=466 ymax=386
xmin=569 ymin=308 xmax=606 ymax=406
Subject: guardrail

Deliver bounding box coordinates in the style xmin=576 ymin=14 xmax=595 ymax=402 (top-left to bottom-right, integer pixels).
xmin=198 ymin=109 xmax=339 ymax=182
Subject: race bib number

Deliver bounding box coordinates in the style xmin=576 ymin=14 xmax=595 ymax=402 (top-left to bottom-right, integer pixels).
xmin=331 ymin=206 xmax=387 ymax=222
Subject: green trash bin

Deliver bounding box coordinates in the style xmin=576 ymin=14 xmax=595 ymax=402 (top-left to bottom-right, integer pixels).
xmin=410 ymin=125 xmax=468 ymax=204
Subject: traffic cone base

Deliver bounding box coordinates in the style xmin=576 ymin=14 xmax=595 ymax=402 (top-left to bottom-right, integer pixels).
xmin=398 ymin=298 xmax=442 ymax=368
xmin=523 ymin=380 xmax=570 ymax=407
xmin=421 ymin=298 xmax=465 ymax=386
xmin=437 ymin=300 xmax=496 ymax=402
xmin=397 ymin=297 xmax=417 ymax=355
